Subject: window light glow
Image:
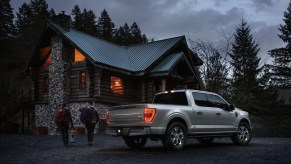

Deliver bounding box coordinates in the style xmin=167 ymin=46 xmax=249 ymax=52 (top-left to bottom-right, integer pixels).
xmin=111 ymin=76 xmax=124 ymax=94
xmin=74 ymin=49 xmax=86 ymax=62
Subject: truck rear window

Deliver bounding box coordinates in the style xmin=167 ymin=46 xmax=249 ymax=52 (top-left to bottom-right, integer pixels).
xmin=153 ymin=92 xmax=188 ymax=106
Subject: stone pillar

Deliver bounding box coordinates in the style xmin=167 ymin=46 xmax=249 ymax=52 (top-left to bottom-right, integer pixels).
xmin=48 ymin=35 xmax=70 ymax=134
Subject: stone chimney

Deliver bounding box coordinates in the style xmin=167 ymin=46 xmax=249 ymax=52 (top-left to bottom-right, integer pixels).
xmin=53 ymin=11 xmax=71 ymax=29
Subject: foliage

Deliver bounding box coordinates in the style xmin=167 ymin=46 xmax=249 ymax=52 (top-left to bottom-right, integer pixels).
xmin=0 ymin=0 xmax=15 ymax=41
xmin=114 ymin=22 xmax=148 ymax=46
xmin=228 ymin=19 xmax=262 ymax=111
xmin=189 ymin=31 xmax=231 ymax=97
xmin=267 ymin=1 xmax=291 ymax=88
xmin=97 ymin=9 xmax=115 ymax=42
xmin=71 ymin=5 xmax=99 ymax=37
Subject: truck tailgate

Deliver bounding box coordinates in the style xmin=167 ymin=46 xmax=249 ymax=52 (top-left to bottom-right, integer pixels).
xmin=108 ymin=104 xmax=146 ymax=127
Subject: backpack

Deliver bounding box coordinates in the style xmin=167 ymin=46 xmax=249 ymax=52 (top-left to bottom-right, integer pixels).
xmin=55 ymin=108 xmax=67 ymax=124
xmin=80 ymin=106 xmax=94 ymax=124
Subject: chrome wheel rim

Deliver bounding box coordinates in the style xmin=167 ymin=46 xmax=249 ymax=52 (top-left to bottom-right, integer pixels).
xmin=170 ymin=127 xmax=184 ymax=147
xmin=238 ymin=125 xmax=250 ymax=143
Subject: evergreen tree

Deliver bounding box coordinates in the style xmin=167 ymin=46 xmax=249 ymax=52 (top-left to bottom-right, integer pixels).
xmin=82 ymin=9 xmax=98 ymax=36
xmin=0 ymin=0 xmax=15 ymax=41
xmin=16 ymin=0 xmax=55 ymax=48
xmin=268 ymin=1 xmax=291 ymax=88
xmin=71 ymin=5 xmax=83 ymax=31
xmin=71 ymin=6 xmax=98 ymax=37
xmin=142 ymin=34 xmax=148 ymax=43
xmin=229 ymin=19 xmax=261 ymax=110
xmin=97 ymin=9 xmax=115 ymax=42
xmin=114 ymin=23 xmax=130 ymax=46
xmin=130 ymin=22 xmax=143 ymax=44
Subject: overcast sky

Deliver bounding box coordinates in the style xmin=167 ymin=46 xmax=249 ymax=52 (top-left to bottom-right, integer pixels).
xmin=11 ymin=0 xmax=290 ymax=64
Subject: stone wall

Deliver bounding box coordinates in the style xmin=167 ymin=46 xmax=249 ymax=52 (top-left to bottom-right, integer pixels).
xmin=34 ymin=102 xmax=109 ymax=134
xmin=47 ymin=35 xmax=71 ymax=134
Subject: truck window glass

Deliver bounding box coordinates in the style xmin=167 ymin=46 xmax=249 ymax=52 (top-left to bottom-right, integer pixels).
xmin=192 ymin=92 xmax=210 ymax=107
xmin=153 ymin=92 xmax=188 ymax=106
xmin=206 ymin=94 xmax=228 ymax=108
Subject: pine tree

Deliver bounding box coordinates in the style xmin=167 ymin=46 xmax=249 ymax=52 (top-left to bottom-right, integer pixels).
xmin=114 ymin=23 xmax=131 ymax=46
xmin=268 ymin=1 xmax=291 ymax=88
xmin=97 ymin=9 xmax=115 ymax=42
xmin=130 ymin=22 xmax=143 ymax=44
xmin=16 ymin=0 xmax=55 ymax=48
xmin=0 ymin=0 xmax=15 ymax=41
xmin=71 ymin=5 xmax=83 ymax=31
xmin=229 ymin=19 xmax=261 ymax=109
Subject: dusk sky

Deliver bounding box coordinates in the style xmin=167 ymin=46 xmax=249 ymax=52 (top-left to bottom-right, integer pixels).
xmin=11 ymin=0 xmax=290 ymax=65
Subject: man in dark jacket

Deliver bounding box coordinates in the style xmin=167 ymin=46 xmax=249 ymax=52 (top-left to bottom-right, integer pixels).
xmin=79 ymin=101 xmax=99 ymax=146
xmin=55 ymin=103 xmax=74 ymax=146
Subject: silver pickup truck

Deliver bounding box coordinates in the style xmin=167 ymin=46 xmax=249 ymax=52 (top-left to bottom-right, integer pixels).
xmin=106 ymin=89 xmax=252 ymax=150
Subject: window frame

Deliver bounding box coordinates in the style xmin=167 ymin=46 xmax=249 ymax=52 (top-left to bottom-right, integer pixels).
xmin=79 ymin=71 xmax=86 ymax=90
xmin=110 ymin=76 xmax=124 ymax=95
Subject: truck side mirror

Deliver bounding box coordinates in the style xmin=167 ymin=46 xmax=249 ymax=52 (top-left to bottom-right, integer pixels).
xmin=229 ymin=104 xmax=235 ymax=111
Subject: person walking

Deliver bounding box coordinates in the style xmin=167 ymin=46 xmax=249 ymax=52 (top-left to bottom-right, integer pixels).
xmin=79 ymin=101 xmax=99 ymax=146
xmin=55 ymin=103 xmax=74 ymax=147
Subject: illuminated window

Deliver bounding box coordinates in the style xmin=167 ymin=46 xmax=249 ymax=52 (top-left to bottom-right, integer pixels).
xmin=40 ymin=47 xmax=51 ymax=67
xmin=80 ymin=72 xmax=86 ymax=90
xmin=74 ymin=49 xmax=86 ymax=62
xmin=111 ymin=76 xmax=124 ymax=94
xmin=43 ymin=77 xmax=49 ymax=93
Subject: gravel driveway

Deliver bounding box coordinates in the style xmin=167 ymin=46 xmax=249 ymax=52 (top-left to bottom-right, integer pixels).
xmin=1 ymin=134 xmax=291 ymax=164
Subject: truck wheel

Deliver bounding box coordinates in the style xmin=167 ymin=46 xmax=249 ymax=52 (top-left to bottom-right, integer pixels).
xmin=231 ymin=122 xmax=252 ymax=146
xmin=123 ymin=136 xmax=147 ymax=149
xmin=197 ymin=137 xmax=214 ymax=144
xmin=162 ymin=122 xmax=187 ymax=151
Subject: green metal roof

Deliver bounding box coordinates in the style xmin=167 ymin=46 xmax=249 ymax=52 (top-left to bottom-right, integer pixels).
xmin=151 ymin=52 xmax=183 ymax=73
xmin=48 ymin=21 xmax=188 ymax=73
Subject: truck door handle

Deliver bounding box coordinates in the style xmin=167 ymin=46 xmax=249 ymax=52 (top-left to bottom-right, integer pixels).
xmin=197 ymin=111 xmax=203 ymax=115
xmin=216 ymin=112 xmax=221 ymax=116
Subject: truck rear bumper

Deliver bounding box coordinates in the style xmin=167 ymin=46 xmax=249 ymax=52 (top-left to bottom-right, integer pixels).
xmin=106 ymin=127 xmax=151 ymax=136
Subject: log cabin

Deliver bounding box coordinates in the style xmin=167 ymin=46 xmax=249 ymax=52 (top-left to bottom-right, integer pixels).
xmin=28 ymin=13 xmax=203 ymax=134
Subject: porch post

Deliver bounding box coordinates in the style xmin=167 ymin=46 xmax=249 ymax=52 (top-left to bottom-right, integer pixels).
xmin=162 ymin=79 xmax=166 ymax=91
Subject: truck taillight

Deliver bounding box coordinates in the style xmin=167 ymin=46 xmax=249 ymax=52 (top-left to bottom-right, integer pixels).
xmin=144 ymin=108 xmax=156 ymax=123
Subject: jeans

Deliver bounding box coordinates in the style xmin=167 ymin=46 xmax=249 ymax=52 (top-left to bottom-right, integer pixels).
xmin=85 ymin=123 xmax=96 ymax=142
xmin=59 ymin=124 xmax=69 ymax=145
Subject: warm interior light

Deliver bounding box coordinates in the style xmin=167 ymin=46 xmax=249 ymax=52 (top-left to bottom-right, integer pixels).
xmin=74 ymin=49 xmax=86 ymax=62
xmin=40 ymin=46 xmax=51 ymax=67
xmin=144 ymin=108 xmax=156 ymax=123
xmin=80 ymin=72 xmax=86 ymax=90
xmin=111 ymin=76 xmax=124 ymax=94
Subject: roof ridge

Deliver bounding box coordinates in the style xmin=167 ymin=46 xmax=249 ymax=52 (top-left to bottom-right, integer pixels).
xmin=125 ymin=35 xmax=185 ymax=48
xmin=48 ymin=20 xmax=126 ymax=49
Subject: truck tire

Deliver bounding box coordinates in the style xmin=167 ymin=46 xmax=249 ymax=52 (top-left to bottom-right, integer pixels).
xmin=231 ymin=122 xmax=252 ymax=146
xmin=123 ymin=136 xmax=147 ymax=149
xmin=162 ymin=122 xmax=187 ymax=151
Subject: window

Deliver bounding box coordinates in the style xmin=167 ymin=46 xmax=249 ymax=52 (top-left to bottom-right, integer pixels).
xmin=80 ymin=72 xmax=86 ymax=90
xmin=206 ymin=94 xmax=228 ymax=109
xmin=43 ymin=77 xmax=49 ymax=93
xmin=40 ymin=46 xmax=51 ymax=67
xmin=153 ymin=92 xmax=188 ymax=106
xmin=74 ymin=49 xmax=86 ymax=62
xmin=192 ymin=92 xmax=209 ymax=107
xmin=111 ymin=76 xmax=124 ymax=94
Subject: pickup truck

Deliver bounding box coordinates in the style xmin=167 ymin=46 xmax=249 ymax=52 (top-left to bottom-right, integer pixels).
xmin=106 ymin=89 xmax=252 ymax=150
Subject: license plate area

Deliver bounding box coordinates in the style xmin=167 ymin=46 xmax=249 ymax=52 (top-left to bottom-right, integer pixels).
xmin=116 ymin=128 xmax=130 ymax=136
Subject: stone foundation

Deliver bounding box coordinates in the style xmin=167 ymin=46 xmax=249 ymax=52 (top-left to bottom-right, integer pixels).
xmin=34 ymin=102 xmax=109 ymax=135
